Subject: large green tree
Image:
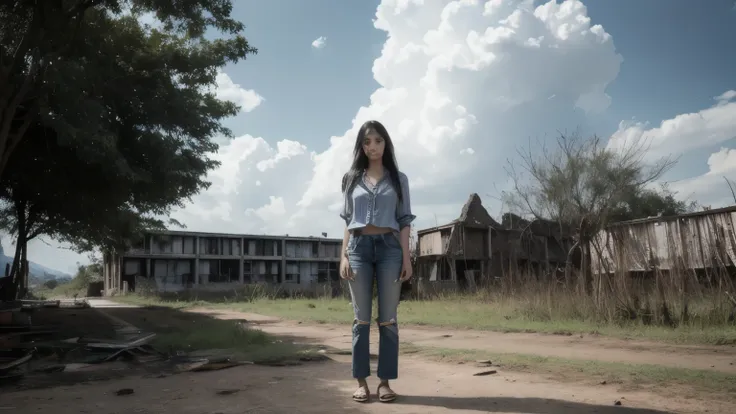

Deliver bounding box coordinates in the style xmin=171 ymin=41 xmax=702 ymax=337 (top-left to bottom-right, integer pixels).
xmin=0 ymin=0 xmax=253 ymax=180
xmin=608 ymin=184 xmax=697 ymax=223
xmin=0 ymin=1 xmax=256 ymax=298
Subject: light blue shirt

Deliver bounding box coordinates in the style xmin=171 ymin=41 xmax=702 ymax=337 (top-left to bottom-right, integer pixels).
xmin=340 ymin=171 xmax=416 ymax=233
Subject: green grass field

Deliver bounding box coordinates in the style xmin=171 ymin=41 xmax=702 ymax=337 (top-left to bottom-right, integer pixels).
xmin=116 ymin=294 xmax=736 ymax=345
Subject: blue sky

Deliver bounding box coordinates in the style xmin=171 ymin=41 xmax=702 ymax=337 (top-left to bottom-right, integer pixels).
xmin=5 ymin=0 xmax=736 ymax=274
xmin=221 ymin=0 xmax=385 ymax=152
xmin=229 ymin=0 xmax=736 ymax=156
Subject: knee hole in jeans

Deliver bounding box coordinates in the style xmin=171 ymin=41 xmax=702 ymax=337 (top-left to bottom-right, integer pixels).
xmin=376 ymin=317 xmax=397 ymax=327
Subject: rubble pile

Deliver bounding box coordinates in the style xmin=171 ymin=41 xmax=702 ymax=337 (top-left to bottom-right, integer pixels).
xmin=1 ymin=299 xmax=246 ymax=389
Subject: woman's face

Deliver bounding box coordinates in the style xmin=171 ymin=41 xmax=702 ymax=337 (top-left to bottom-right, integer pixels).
xmin=362 ymin=129 xmax=385 ymax=162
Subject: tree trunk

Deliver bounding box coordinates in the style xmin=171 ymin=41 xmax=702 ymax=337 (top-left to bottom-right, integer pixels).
xmin=578 ymin=240 xmax=593 ymax=296
xmin=8 ymin=199 xmax=28 ymax=300
xmin=19 ymin=236 xmax=28 ymax=298
xmin=564 ymin=239 xmax=580 ymax=288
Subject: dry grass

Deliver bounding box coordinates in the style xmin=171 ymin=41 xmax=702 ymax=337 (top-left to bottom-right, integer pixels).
xmin=116 ymin=270 xmax=736 ymax=345
xmin=109 ymin=304 xmax=322 ymax=364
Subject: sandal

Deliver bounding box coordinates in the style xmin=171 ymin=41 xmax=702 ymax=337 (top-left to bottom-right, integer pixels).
xmin=352 ymin=385 xmax=369 ymax=403
xmin=377 ymin=383 xmax=397 ymax=403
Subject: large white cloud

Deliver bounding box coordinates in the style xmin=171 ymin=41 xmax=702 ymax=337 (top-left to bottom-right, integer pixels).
xmin=606 ymin=89 xmax=736 ymax=208
xmin=607 ymin=90 xmax=736 ymax=162
xmin=669 ymin=147 xmax=736 ymax=208
xmin=24 ymin=0 xmax=736 ymax=274
xmin=214 ymin=71 xmax=264 ymax=112
xmin=173 ymin=0 xmax=624 ymax=240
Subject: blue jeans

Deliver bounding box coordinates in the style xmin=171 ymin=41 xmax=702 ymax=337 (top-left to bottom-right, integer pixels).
xmin=347 ymin=231 xmax=403 ymax=380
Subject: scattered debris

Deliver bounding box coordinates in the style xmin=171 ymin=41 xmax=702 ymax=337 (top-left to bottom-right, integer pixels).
xmin=473 ymin=369 xmax=498 ymax=376
xmin=216 ymin=389 xmax=240 ymax=396
xmin=0 ymin=304 xmax=166 ymax=388
xmin=20 ymin=300 xmax=61 ymax=309
xmin=78 ymin=333 xmax=157 ymax=350
xmin=174 ymin=354 xmax=253 ymax=373
xmin=614 ymin=400 xmax=622 ymax=406
xmin=0 ymin=303 xmax=282 ymax=390
xmin=115 ymin=388 xmax=135 ymax=396
xmin=0 ymin=351 xmax=34 ymax=371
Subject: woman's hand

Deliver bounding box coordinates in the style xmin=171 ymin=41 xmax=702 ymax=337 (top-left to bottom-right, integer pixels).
xmin=340 ymin=257 xmax=354 ymax=281
xmin=400 ymin=257 xmax=413 ymax=282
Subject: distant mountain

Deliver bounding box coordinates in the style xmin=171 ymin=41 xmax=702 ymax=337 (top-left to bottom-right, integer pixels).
xmin=0 ymin=240 xmax=72 ymax=284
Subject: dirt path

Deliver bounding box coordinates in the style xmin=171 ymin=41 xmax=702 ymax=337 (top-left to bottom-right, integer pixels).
xmin=0 ymin=352 xmax=721 ymax=414
xmin=195 ymin=308 xmax=736 ymax=374
xmin=5 ymin=302 xmax=734 ymax=414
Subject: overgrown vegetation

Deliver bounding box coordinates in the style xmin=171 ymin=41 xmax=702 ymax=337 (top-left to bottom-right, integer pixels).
xmin=115 ymin=282 xmax=736 ymax=345
xmin=495 ymin=131 xmax=736 ymax=336
xmin=116 ymin=305 xmax=321 ymax=364
xmin=111 ymin=131 xmax=736 ymax=345
xmin=0 ymin=0 xmax=256 ymax=300
xmin=32 ymin=258 xmax=103 ymax=299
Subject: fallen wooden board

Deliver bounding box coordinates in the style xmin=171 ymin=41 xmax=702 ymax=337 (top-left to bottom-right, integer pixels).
xmin=80 ymin=333 xmax=156 ymax=350
xmin=0 ymin=352 xmax=33 ymax=372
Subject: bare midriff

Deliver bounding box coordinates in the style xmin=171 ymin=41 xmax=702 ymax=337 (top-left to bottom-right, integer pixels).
xmin=357 ymin=224 xmax=393 ymax=235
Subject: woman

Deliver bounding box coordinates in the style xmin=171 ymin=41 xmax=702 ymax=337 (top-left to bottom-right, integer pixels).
xmin=339 ymin=120 xmax=416 ymax=403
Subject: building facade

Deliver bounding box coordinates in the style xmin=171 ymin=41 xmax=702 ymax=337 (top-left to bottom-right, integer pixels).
xmin=590 ymin=205 xmax=736 ymax=274
xmin=416 ymin=194 xmax=495 ymax=295
xmin=415 ymin=193 xmax=575 ymax=295
xmin=102 ymin=230 xmax=343 ymax=295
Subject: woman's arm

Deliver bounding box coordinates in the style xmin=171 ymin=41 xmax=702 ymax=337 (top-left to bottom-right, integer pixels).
xmin=341 ymin=226 xmax=350 ymax=260
xmin=396 ymin=173 xmax=416 ymax=278
xmin=339 ymin=179 xmax=354 ymax=280
xmin=399 ymin=225 xmax=411 ymax=262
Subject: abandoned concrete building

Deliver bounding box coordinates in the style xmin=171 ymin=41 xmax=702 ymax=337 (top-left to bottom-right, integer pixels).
xmin=102 ymin=230 xmax=343 ymax=295
xmin=415 ymin=194 xmax=574 ymax=294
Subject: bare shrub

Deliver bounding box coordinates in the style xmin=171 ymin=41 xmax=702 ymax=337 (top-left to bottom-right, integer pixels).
xmin=486 ymin=131 xmax=736 ymax=329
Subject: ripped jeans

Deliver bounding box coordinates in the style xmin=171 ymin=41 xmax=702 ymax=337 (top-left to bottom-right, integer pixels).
xmin=346 ymin=231 xmax=403 ymax=380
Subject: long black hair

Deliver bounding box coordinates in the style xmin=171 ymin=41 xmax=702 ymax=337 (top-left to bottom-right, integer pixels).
xmin=341 ymin=120 xmax=403 ymax=201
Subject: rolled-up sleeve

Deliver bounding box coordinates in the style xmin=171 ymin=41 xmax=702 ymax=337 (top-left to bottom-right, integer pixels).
xmin=396 ymin=173 xmax=416 ymax=229
xmin=340 ymin=189 xmax=352 ymax=226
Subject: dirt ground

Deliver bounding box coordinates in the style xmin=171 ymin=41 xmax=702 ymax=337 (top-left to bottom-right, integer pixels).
xmin=2 ymin=301 xmax=735 ymax=414
xmin=0 ymin=353 xmax=705 ymax=414
xmin=193 ymin=308 xmax=736 ymax=374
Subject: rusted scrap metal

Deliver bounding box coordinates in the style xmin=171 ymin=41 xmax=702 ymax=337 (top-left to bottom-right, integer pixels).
xmin=0 ymin=308 xmax=27 ymax=326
